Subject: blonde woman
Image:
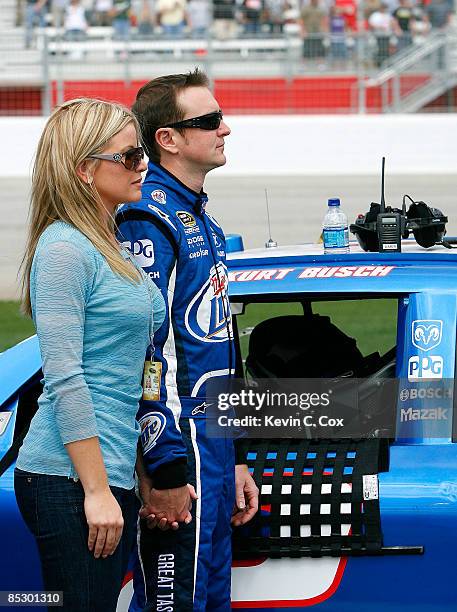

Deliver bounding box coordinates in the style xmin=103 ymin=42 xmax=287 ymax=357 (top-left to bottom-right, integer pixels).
xmin=14 ymin=98 xmax=165 ymax=611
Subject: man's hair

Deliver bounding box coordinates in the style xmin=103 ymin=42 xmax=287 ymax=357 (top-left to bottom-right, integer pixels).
xmin=132 ymin=69 xmax=210 ymax=164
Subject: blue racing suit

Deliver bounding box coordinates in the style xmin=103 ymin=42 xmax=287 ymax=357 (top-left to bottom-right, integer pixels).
xmin=116 ymin=162 xmax=239 ymax=611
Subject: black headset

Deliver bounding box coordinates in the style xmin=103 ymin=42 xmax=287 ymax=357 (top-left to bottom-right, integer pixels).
xmin=350 ymin=196 xmax=448 ymax=252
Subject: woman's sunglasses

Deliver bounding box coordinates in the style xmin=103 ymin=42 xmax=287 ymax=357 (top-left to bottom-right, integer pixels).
xmin=163 ymin=111 xmax=223 ymax=131
xmin=89 ymin=146 xmax=144 ymax=171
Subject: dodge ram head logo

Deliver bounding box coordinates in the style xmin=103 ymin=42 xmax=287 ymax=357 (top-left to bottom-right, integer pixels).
xmin=412 ymin=320 xmax=442 ymax=352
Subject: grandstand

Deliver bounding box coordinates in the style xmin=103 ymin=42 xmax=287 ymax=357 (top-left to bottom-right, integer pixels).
xmin=1 ymin=0 xmax=457 ymax=114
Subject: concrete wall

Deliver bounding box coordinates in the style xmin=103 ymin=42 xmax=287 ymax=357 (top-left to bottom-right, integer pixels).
xmin=1 ymin=114 xmax=456 ymax=178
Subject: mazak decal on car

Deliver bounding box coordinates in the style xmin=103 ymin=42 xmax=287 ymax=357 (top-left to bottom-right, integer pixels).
xmin=185 ymin=262 xmax=232 ymax=342
xmin=228 ymin=265 xmax=395 ymax=283
xmin=412 ymin=320 xmax=443 ymax=352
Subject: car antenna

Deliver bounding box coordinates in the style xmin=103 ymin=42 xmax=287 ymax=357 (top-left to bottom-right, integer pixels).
xmin=264 ymin=188 xmax=278 ymax=248
xmin=380 ymin=156 xmax=386 ymax=213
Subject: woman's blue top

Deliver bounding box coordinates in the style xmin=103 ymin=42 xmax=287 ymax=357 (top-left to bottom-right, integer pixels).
xmin=16 ymin=221 xmax=165 ymax=489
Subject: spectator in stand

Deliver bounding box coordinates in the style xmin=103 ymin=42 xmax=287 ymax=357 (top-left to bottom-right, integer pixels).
xmin=136 ymin=0 xmax=154 ymax=35
xmin=410 ymin=4 xmax=430 ymax=44
xmin=368 ymin=1 xmax=394 ymax=65
xmin=92 ymin=0 xmax=113 ymax=25
xmin=329 ymin=3 xmax=347 ymax=67
xmin=187 ymin=0 xmax=210 ymax=37
xmin=364 ymin=0 xmax=382 ymax=20
xmin=64 ymin=0 xmax=88 ymax=38
xmin=263 ymin=0 xmax=285 ymax=34
xmin=427 ymin=0 xmax=451 ymax=68
xmin=392 ymin=0 xmax=414 ymax=52
xmin=427 ymin=0 xmax=452 ymax=30
xmin=301 ymin=0 xmax=327 ymax=65
xmin=110 ymin=0 xmax=131 ymax=38
xmin=243 ymin=0 xmax=264 ymax=35
xmin=156 ymin=0 xmax=187 ymax=36
xmin=282 ymin=0 xmax=302 ymax=36
xmin=213 ymin=0 xmax=238 ymax=39
xmin=51 ymin=0 xmax=69 ymax=28
xmin=25 ymin=0 xmax=48 ymax=48
xmin=334 ymin=0 xmax=356 ymax=32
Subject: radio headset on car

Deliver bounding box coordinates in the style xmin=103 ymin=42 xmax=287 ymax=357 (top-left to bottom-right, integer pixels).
xmin=350 ymin=157 xmax=449 ymax=253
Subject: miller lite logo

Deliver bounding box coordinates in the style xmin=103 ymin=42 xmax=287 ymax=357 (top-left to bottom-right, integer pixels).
xmin=185 ymin=263 xmax=232 ymax=343
xmin=139 ymin=412 xmax=166 ymax=453
xmin=412 ymin=320 xmax=443 ymax=352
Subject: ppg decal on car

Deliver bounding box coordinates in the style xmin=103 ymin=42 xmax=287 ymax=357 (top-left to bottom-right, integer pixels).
xmin=412 ymin=320 xmax=443 ymax=351
xmin=185 ymin=262 xmax=232 ymax=342
xmin=122 ymin=239 xmax=155 ymax=268
xmin=408 ymin=355 xmax=443 ymax=381
xmin=139 ymin=412 xmax=166 ymax=453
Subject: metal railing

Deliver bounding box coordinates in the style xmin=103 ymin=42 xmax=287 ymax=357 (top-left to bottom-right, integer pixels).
xmin=0 ymin=25 xmax=456 ymax=115
xmin=362 ymin=30 xmax=457 ymax=113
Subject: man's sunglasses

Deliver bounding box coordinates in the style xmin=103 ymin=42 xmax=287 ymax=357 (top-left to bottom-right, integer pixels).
xmin=163 ymin=111 xmax=223 ymax=131
xmin=88 ymin=146 xmax=144 ymax=171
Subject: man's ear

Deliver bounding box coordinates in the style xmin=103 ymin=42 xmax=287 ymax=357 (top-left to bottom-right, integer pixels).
xmin=155 ymin=127 xmax=179 ymax=156
xmin=76 ymin=160 xmax=94 ymax=184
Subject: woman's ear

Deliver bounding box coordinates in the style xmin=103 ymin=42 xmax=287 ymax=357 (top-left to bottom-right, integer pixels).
xmin=76 ymin=160 xmax=94 ymax=184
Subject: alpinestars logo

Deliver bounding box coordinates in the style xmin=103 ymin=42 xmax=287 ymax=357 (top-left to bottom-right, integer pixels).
xmin=185 ymin=263 xmax=232 ymax=343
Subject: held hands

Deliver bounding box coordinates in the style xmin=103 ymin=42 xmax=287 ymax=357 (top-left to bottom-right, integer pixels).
xmin=84 ymin=489 xmax=124 ymax=559
xmin=139 ymin=480 xmax=198 ymax=531
xmin=231 ymin=464 xmax=259 ymax=527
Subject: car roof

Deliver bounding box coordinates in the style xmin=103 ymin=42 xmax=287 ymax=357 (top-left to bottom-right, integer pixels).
xmin=227 ymin=239 xmax=457 ymax=297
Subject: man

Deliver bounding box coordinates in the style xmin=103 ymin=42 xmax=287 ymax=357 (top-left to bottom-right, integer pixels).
xmin=300 ymin=0 xmax=327 ymax=65
xmin=392 ymin=0 xmax=414 ymax=52
xmin=368 ymin=2 xmax=394 ymax=66
xmin=116 ymin=70 xmax=258 ymax=611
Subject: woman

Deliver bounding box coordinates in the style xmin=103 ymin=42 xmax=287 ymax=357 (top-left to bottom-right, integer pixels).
xmin=14 ymin=98 xmax=165 ymax=611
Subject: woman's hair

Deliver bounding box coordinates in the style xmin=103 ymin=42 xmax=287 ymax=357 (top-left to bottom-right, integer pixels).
xmin=21 ymin=97 xmax=142 ymax=316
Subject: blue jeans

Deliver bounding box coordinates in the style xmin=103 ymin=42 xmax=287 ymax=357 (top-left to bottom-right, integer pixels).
xmin=14 ymin=469 xmax=137 ymax=612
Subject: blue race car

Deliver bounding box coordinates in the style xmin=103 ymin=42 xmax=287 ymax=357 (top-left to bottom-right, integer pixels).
xmin=1 ymin=237 xmax=456 ymax=611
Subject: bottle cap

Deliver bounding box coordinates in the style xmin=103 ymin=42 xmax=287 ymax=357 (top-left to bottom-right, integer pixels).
xmin=328 ymin=198 xmax=340 ymax=207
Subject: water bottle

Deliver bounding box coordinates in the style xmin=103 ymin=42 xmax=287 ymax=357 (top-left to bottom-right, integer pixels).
xmin=322 ymin=198 xmax=350 ymax=254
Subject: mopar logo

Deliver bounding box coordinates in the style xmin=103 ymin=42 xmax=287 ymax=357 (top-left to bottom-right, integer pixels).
xmin=122 ymin=239 xmax=154 ymax=268
xmin=412 ymin=320 xmax=442 ymax=352
xmin=408 ymin=356 xmax=443 ymax=381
